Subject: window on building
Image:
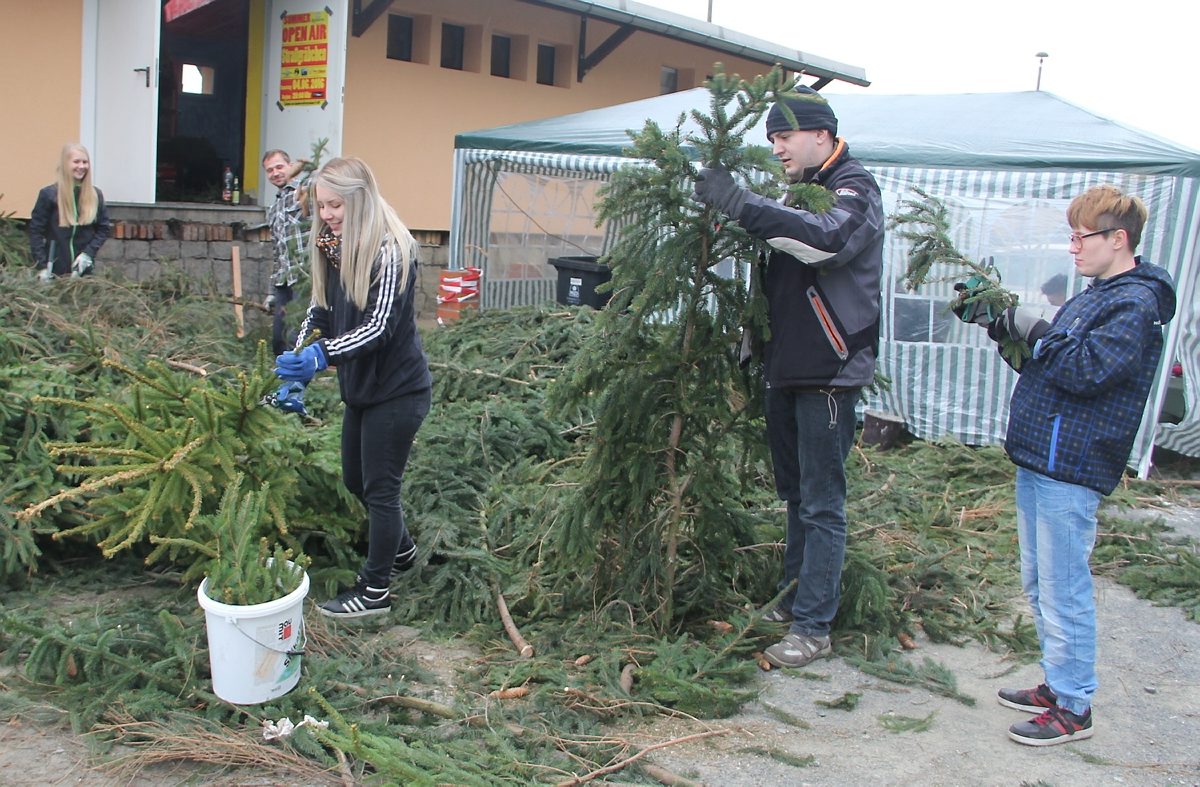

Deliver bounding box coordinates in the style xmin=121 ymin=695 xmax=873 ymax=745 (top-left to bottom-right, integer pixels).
xmin=442 ymin=23 xmax=466 ymax=70
xmin=181 ymin=64 xmax=215 ymax=95
xmin=491 ymin=34 xmax=511 ymax=78
xmin=387 ymin=15 xmax=414 ymax=61
xmin=536 ymin=43 xmax=556 ymax=86
xmin=660 ymin=66 xmax=679 ymax=95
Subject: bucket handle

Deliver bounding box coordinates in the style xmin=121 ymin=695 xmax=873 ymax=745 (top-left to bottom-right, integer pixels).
xmin=228 ymin=615 xmax=307 ymax=657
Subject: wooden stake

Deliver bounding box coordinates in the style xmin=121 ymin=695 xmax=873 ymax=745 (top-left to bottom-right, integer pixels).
xmin=231 ymin=245 xmax=245 ymax=338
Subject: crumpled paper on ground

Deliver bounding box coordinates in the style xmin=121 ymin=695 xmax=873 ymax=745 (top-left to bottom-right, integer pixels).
xmin=262 ymin=714 xmax=329 ymax=741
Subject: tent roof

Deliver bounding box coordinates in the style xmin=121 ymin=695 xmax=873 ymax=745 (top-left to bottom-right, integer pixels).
xmin=456 ymin=88 xmax=1200 ymax=177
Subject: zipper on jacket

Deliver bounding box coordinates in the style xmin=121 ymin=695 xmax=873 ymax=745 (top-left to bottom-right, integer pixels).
xmin=1047 ymin=414 xmax=1062 ymax=472
xmin=806 ymin=286 xmax=849 ymax=360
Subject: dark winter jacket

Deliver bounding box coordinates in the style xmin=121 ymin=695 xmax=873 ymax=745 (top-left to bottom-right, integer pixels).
xmin=733 ymin=140 xmax=885 ymax=389
xmin=28 ymin=184 xmax=111 ymax=276
xmin=297 ymin=241 xmax=431 ymax=409
xmin=1004 ymin=258 xmax=1176 ymax=495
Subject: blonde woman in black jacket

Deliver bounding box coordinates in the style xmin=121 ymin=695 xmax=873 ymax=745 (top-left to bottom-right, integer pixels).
xmin=276 ymin=156 xmax=432 ymax=618
xmin=29 ymin=143 xmax=110 ymax=280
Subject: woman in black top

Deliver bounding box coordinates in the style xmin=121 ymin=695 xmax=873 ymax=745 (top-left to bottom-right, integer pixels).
xmin=275 ymin=156 xmax=432 ymax=619
xmin=29 ymin=143 xmax=110 ymax=279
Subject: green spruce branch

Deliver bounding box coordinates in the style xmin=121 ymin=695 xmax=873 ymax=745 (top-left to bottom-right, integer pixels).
xmin=889 ymin=187 xmax=1030 ymax=368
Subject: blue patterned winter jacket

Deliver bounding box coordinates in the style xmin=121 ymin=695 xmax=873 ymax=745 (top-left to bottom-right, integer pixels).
xmin=1004 ymin=258 xmax=1176 ymax=495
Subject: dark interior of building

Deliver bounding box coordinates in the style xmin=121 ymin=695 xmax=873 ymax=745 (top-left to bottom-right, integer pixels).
xmin=157 ymin=0 xmax=249 ymax=202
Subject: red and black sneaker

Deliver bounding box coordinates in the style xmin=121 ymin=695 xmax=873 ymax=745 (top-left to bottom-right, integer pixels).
xmin=997 ymin=682 xmax=1058 ymax=713
xmin=1008 ymin=706 xmax=1093 ymax=746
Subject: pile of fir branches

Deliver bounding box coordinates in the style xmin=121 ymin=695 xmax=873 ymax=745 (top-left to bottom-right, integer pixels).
xmin=3 ymin=72 xmax=1198 ymax=784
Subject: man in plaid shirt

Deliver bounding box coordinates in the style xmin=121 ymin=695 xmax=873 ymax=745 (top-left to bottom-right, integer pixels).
xmin=263 ymin=149 xmax=313 ymax=354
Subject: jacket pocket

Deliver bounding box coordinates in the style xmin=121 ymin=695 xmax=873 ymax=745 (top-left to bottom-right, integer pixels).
xmin=806 ymin=286 xmax=849 ymax=360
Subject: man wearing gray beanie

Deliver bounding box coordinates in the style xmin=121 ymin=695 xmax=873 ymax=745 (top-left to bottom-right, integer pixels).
xmin=693 ymin=87 xmax=884 ymax=669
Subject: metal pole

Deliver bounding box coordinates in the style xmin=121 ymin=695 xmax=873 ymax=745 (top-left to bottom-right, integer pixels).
xmin=1035 ymin=52 xmax=1049 ymax=91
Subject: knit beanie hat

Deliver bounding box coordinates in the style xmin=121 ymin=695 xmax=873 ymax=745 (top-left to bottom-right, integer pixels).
xmin=764 ymin=87 xmax=839 ymax=139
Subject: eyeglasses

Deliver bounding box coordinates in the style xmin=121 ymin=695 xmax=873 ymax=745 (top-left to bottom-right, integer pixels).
xmin=1068 ymin=228 xmax=1116 ymax=245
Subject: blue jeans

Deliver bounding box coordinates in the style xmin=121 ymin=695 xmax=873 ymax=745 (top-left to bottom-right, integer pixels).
xmin=766 ymin=386 xmax=859 ymax=637
xmin=1015 ymin=466 xmax=1102 ymax=715
xmin=341 ymin=389 xmax=431 ymax=587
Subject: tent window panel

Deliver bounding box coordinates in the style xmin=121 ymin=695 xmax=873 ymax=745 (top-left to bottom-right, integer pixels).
xmin=892 ymin=294 xmax=957 ymax=344
xmin=487 ymin=172 xmax=607 ymax=282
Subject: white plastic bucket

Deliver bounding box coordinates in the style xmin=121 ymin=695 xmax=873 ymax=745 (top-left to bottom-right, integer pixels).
xmin=197 ymin=567 xmax=309 ymax=705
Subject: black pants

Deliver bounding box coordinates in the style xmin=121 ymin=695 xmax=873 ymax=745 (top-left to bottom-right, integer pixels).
xmin=272 ymin=284 xmax=296 ymax=356
xmin=341 ymin=388 xmax=432 ymax=587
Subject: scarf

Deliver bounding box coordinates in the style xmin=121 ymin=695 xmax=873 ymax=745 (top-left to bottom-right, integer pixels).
xmin=316 ymin=226 xmax=341 ymax=268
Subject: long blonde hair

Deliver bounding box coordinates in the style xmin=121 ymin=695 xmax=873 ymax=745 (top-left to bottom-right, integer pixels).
xmin=56 ymin=143 xmax=99 ymax=226
xmin=308 ymin=157 xmax=416 ymax=310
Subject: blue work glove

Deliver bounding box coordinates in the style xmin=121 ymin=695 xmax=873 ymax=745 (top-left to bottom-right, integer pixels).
xmin=692 ymin=166 xmax=749 ymax=219
xmin=273 ymin=382 xmax=307 ymax=415
xmin=987 ymin=306 xmax=1050 ymax=346
xmin=274 ymin=343 xmax=327 ymax=383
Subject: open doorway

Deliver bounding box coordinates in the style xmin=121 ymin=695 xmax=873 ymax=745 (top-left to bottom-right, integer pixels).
xmin=157 ymin=0 xmax=250 ymax=202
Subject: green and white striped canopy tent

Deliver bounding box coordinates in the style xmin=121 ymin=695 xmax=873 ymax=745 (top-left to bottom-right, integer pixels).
xmin=451 ymin=88 xmax=1200 ymax=471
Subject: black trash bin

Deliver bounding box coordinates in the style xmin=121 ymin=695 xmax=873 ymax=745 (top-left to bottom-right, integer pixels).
xmin=549 ymin=256 xmax=612 ymax=309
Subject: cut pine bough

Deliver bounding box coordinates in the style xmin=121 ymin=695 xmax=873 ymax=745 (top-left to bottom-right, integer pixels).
xmin=889 ymin=187 xmax=1031 ymax=369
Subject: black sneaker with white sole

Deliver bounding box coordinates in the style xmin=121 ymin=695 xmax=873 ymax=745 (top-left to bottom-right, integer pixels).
xmin=318 ymin=580 xmax=391 ymax=618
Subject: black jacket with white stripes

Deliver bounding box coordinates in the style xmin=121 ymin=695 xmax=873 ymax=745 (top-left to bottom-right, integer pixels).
xmin=298 ymin=241 xmax=431 ymax=408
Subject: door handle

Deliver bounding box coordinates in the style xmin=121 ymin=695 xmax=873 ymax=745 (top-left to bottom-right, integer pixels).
xmin=133 ymin=66 xmax=150 ymax=87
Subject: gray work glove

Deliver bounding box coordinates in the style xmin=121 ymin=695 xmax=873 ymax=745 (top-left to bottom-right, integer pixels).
xmin=692 ymin=166 xmax=749 ymax=218
xmin=71 ymin=253 xmax=93 ymax=277
xmin=987 ymin=306 xmax=1050 ymax=346
xmin=38 ymin=264 xmax=54 ymax=283
xmin=264 ymin=292 xmax=277 ymax=311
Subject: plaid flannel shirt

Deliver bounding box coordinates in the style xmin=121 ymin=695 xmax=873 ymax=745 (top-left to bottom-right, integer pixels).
xmin=267 ymin=171 xmax=312 ymax=287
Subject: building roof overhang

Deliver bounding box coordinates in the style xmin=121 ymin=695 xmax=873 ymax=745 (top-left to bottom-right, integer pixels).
xmin=345 ymin=0 xmax=868 ymax=89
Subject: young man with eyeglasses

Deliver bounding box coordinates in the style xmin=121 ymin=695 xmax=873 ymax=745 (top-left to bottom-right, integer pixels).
xmin=961 ymin=184 xmax=1176 ymax=745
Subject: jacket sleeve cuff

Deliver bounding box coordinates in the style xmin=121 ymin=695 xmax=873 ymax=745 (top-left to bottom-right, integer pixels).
xmin=1027 ymin=319 xmax=1051 ymax=345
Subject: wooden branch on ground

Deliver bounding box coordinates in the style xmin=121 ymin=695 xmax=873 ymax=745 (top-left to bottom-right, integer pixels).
xmin=641 ymin=762 xmax=702 ymax=787
xmin=165 ymin=359 xmax=208 ymax=377
xmin=554 ymin=729 xmax=729 ymax=786
xmin=330 ymin=680 xmax=460 ymax=720
xmin=619 ymin=663 xmax=636 ymax=695
xmin=497 ymin=591 xmax=534 ymax=658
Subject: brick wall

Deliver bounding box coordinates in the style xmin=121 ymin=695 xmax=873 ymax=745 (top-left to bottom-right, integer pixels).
xmin=101 ymin=204 xmax=449 ymax=322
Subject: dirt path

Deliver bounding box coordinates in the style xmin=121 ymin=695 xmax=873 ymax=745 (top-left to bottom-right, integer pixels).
xmin=638 ymin=575 xmax=1200 ymax=786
